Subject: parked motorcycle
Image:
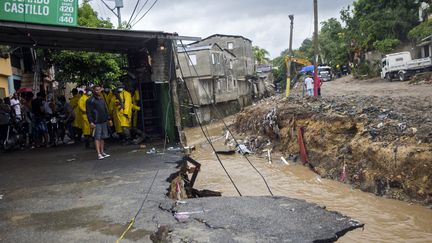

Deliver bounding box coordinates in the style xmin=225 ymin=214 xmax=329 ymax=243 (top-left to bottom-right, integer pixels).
xmin=2 ymin=120 xmax=28 ymax=151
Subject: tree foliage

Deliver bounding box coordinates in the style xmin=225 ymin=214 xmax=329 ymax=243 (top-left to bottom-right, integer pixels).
xmin=341 ymin=0 xmax=420 ymax=52
xmin=409 ymin=18 xmax=432 ymax=42
xmin=253 ymin=46 xmax=270 ymax=64
xmin=48 ymin=0 xmax=125 ymax=86
xmin=319 ymin=18 xmax=350 ymax=65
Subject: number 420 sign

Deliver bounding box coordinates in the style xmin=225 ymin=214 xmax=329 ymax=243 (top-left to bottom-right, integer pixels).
xmin=0 ymin=0 xmax=78 ymax=26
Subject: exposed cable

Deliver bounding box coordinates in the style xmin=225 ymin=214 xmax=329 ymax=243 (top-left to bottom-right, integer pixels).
xmin=178 ymin=40 xmax=274 ymax=196
xmin=116 ymin=169 xmax=160 ymax=243
xmin=126 ymin=0 xmax=141 ymax=27
xmin=131 ymin=0 xmax=159 ymax=27
xmin=173 ymin=41 xmax=243 ymax=197
xmin=130 ymin=0 xmax=150 ymax=25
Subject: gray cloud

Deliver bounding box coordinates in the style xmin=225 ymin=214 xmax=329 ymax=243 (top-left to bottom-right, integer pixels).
xmin=91 ymin=0 xmax=355 ymax=57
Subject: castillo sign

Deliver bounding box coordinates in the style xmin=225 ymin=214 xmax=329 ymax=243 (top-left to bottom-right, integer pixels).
xmin=0 ymin=0 xmax=78 ymax=26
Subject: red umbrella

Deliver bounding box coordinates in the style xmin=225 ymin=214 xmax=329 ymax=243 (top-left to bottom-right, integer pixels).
xmin=16 ymin=87 xmax=33 ymax=93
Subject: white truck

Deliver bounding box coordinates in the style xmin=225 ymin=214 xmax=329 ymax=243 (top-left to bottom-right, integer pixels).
xmin=380 ymin=51 xmax=432 ymax=81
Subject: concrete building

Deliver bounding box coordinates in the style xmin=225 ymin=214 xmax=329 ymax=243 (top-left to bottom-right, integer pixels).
xmin=177 ymin=34 xmax=255 ymax=126
xmin=0 ymin=56 xmax=12 ymax=98
xmin=418 ymin=34 xmax=432 ymax=58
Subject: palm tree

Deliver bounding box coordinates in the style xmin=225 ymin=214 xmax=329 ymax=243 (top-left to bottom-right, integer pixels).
xmin=253 ymin=46 xmax=270 ymax=64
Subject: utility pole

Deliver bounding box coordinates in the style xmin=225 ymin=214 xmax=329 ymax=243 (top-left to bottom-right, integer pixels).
xmin=313 ymin=0 xmax=319 ymax=97
xmin=285 ymin=14 xmax=294 ymax=98
xmin=102 ymin=0 xmax=124 ymax=27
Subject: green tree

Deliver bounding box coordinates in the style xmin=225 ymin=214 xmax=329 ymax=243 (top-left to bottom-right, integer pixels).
xmin=48 ymin=0 xmax=125 ymax=86
xmin=319 ymin=18 xmax=350 ymax=65
xmin=253 ymin=46 xmax=270 ymax=64
xmin=409 ymin=18 xmax=432 ymax=42
xmin=341 ymin=0 xmax=420 ymax=52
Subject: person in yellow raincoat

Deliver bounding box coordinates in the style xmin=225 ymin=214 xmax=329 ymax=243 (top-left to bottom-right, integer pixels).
xmin=78 ymin=89 xmax=91 ymax=148
xmin=109 ymin=89 xmax=123 ymax=135
xmin=132 ymin=88 xmax=141 ymax=128
xmin=102 ymin=86 xmax=114 ymax=114
xmin=69 ymin=88 xmax=82 ymax=142
xmin=114 ymin=85 xmax=132 ymax=143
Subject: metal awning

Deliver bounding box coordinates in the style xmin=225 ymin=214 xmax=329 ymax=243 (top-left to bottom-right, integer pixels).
xmin=0 ymin=21 xmax=199 ymax=53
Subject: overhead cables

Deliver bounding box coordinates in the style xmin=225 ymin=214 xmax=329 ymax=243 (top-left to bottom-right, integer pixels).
xmin=126 ymin=0 xmax=142 ymax=27
xmin=173 ymin=41 xmax=243 ymax=197
xmin=131 ymin=0 xmax=159 ymax=27
xmin=177 ymin=40 xmax=274 ymax=197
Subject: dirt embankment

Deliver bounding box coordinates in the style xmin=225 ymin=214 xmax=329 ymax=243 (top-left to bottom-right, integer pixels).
xmin=233 ymin=93 xmax=432 ymax=205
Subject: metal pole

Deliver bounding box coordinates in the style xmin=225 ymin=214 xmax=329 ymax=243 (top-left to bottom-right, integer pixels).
xmin=285 ymin=15 xmax=294 ymax=98
xmin=313 ymin=0 xmax=319 ymax=97
xmin=117 ymin=7 xmax=122 ymax=27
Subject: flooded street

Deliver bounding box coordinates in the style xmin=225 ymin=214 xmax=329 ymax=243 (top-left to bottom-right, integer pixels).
xmin=185 ymin=123 xmax=432 ymax=242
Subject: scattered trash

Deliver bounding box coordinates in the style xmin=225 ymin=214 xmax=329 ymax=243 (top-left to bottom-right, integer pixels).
xmin=263 ymin=149 xmax=272 ymax=164
xmin=339 ymin=164 xmax=347 ymax=182
xmin=377 ymin=122 xmax=385 ymax=129
xmin=237 ymin=144 xmax=252 ymax=155
xmin=146 ymin=148 xmax=157 ymax=154
xmin=280 ymin=156 xmax=290 ymax=165
xmin=66 ymin=158 xmax=76 ymax=162
xmin=139 ymin=144 xmax=147 ymax=149
xmin=174 ymin=213 xmax=189 ymax=222
xmin=316 ymin=177 xmax=323 ymax=183
xmin=398 ymin=123 xmax=407 ymax=131
xmin=0 ymin=194 xmax=3 ymax=200
xmin=167 ymin=147 xmax=182 ymax=152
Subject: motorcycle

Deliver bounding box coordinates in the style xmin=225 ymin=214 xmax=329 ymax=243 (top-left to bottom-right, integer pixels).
xmin=2 ymin=120 xmax=28 ymax=151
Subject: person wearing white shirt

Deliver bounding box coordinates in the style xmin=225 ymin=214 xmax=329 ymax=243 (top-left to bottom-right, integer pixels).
xmin=304 ymin=76 xmax=314 ymax=96
xmin=10 ymin=93 xmax=21 ymax=121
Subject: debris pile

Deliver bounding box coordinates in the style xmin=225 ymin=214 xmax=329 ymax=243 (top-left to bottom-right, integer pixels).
xmin=233 ymin=95 xmax=432 ymax=205
xmin=410 ymin=72 xmax=432 ymax=85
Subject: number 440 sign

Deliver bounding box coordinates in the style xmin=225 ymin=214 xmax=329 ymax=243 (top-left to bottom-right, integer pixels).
xmin=0 ymin=0 xmax=78 ymax=26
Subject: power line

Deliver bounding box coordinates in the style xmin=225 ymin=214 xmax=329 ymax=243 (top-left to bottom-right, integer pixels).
xmin=131 ymin=0 xmax=159 ymax=27
xmin=174 ymin=42 xmax=243 ymax=197
xmin=127 ymin=0 xmax=141 ymax=27
xmin=177 ymin=40 xmax=274 ymax=197
xmin=130 ymin=0 xmax=150 ymax=26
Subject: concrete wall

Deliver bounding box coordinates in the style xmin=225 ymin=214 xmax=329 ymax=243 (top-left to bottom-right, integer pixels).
xmin=191 ymin=35 xmax=255 ymax=78
xmin=0 ymin=57 xmax=12 ymax=98
xmin=178 ymin=49 xmax=212 ymax=78
xmin=151 ymin=39 xmax=172 ymax=83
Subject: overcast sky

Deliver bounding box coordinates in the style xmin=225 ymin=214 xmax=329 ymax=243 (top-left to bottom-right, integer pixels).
xmin=91 ymin=0 xmax=356 ymax=58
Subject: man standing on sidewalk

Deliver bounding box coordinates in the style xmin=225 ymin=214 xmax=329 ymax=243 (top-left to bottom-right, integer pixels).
xmin=86 ymin=85 xmax=112 ymax=160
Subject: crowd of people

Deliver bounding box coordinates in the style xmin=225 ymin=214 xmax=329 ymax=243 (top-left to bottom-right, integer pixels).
xmin=0 ymin=84 xmax=143 ymax=156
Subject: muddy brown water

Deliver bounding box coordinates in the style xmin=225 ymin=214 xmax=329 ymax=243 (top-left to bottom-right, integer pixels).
xmin=185 ymin=123 xmax=432 ymax=242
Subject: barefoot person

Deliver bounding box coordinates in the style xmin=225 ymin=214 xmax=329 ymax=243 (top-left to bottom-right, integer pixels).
xmin=86 ymin=85 xmax=112 ymax=160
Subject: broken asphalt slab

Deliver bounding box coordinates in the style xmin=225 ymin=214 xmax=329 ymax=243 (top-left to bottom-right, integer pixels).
xmin=0 ymin=144 xmax=363 ymax=242
xmin=159 ymin=196 xmax=363 ymax=242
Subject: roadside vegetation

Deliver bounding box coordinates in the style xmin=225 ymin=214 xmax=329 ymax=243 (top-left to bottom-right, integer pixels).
xmin=272 ymin=0 xmax=427 ymax=86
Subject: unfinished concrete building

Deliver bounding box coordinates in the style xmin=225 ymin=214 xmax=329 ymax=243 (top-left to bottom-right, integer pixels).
xmin=177 ymin=34 xmax=255 ymax=126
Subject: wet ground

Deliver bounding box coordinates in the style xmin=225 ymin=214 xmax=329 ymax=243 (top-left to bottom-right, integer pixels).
xmin=0 ymin=143 xmax=183 ymax=242
xmin=185 ymin=78 xmax=432 ymax=242
xmin=187 ymin=125 xmax=432 ymax=242
xmin=0 ymin=141 xmax=364 ymax=242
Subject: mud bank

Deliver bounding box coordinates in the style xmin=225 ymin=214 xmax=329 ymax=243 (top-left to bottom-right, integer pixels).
xmin=233 ymin=96 xmax=432 ymax=205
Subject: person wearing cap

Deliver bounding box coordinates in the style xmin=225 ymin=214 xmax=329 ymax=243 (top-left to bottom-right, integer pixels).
xmin=78 ymin=87 xmax=92 ymax=148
